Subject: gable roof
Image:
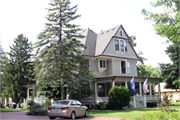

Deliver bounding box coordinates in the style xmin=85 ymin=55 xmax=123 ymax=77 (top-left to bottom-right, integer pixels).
xmin=78 ymin=24 xmax=139 ymax=60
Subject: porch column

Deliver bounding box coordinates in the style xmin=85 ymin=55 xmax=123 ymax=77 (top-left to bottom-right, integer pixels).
xmin=112 ymin=80 xmax=115 ymax=87
xmin=149 ymin=82 xmax=152 ymax=99
xmin=139 ymin=82 xmax=142 ymax=96
xmin=144 ymin=94 xmax=147 ymax=107
xmin=94 ymin=82 xmax=97 ymax=104
xmin=27 ymin=88 xmax=29 ymax=99
xmin=158 ymin=82 xmax=161 ymax=101
xmin=125 ymin=81 xmax=128 ymax=88
xmin=5 ymin=97 xmax=7 ymax=107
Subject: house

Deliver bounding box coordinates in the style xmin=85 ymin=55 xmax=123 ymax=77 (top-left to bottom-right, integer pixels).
xmin=154 ymin=82 xmax=180 ymax=102
xmin=25 ymin=24 xmax=162 ymax=108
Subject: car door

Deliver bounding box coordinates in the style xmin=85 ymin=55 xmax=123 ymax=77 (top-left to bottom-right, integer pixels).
xmin=71 ymin=100 xmax=80 ymax=117
xmin=75 ymin=100 xmax=85 ymax=116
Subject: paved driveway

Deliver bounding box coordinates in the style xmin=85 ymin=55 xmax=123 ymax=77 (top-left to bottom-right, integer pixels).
xmin=0 ymin=111 xmax=121 ymax=120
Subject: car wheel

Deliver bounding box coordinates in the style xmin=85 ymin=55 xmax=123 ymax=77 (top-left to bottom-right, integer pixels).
xmin=84 ymin=110 xmax=88 ymax=117
xmin=49 ymin=117 xmax=56 ymax=119
xmin=71 ymin=111 xmax=76 ymax=119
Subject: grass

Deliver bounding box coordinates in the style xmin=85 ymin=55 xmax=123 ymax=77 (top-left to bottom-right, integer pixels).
xmin=89 ymin=102 xmax=180 ymax=120
xmin=0 ymin=108 xmax=29 ymax=112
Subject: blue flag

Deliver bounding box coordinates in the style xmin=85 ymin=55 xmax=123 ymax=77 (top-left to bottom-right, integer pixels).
xmin=129 ymin=77 xmax=136 ymax=95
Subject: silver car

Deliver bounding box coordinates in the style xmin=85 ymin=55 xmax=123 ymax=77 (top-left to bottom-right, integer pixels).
xmin=47 ymin=100 xmax=88 ymax=119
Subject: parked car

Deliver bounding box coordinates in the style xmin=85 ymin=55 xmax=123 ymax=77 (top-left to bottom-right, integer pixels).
xmin=47 ymin=99 xmax=88 ymax=119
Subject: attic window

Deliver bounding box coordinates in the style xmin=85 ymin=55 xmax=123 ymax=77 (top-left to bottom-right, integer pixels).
xmin=114 ymin=39 xmax=127 ymax=52
xmin=120 ymin=31 xmax=122 ymax=36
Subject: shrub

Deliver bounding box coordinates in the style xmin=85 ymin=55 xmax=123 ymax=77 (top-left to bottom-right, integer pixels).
xmin=158 ymin=94 xmax=173 ymax=113
xmin=147 ymin=102 xmax=157 ymax=107
xmin=108 ymin=85 xmax=130 ymax=109
xmin=44 ymin=99 xmax=51 ymax=109
xmin=27 ymin=101 xmax=47 ymax=115
xmin=21 ymin=103 xmax=24 ymax=108
xmin=0 ymin=102 xmax=5 ymax=108
xmin=95 ymin=102 xmax=106 ymax=110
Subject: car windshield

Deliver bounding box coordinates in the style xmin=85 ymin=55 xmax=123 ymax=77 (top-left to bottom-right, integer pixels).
xmin=54 ymin=100 xmax=70 ymax=105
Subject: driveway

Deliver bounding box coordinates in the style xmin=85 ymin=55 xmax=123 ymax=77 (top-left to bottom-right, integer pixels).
xmin=0 ymin=111 xmax=121 ymax=120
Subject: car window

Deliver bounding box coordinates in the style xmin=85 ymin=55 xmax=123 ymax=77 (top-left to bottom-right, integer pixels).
xmin=54 ymin=100 xmax=69 ymax=105
xmin=76 ymin=100 xmax=82 ymax=105
xmin=71 ymin=101 xmax=77 ymax=105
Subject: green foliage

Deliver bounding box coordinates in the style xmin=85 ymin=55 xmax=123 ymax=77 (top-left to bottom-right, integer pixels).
xmin=160 ymin=43 xmax=179 ymax=89
xmin=141 ymin=0 xmax=180 ymax=43
xmin=0 ymin=102 xmax=5 ymax=108
xmin=158 ymin=94 xmax=173 ymax=112
xmin=108 ymin=86 xmax=130 ymax=109
xmin=27 ymin=100 xmax=47 ymax=115
xmin=21 ymin=103 xmax=24 ymax=108
xmin=44 ymin=99 xmax=51 ymax=109
xmin=138 ymin=110 xmax=179 ymax=120
xmin=95 ymin=102 xmax=106 ymax=110
xmin=1 ymin=34 xmax=35 ymax=104
xmin=34 ymin=0 xmax=95 ymax=100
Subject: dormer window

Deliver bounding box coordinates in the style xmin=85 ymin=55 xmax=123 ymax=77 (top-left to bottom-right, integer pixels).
xmin=114 ymin=39 xmax=127 ymax=52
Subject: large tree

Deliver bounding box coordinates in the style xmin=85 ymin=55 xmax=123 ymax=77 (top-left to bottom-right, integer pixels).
xmin=34 ymin=0 xmax=95 ymax=100
xmin=141 ymin=0 xmax=180 ymax=89
xmin=1 ymin=34 xmax=34 ymax=103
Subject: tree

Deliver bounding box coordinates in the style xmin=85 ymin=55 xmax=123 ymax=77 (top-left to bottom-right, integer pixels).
xmin=160 ymin=43 xmax=179 ymax=89
xmin=108 ymin=86 xmax=130 ymax=109
xmin=142 ymin=0 xmax=180 ymax=89
xmin=34 ymin=0 xmax=95 ymax=100
xmin=1 ymin=34 xmax=34 ymax=104
xmin=141 ymin=0 xmax=180 ymax=43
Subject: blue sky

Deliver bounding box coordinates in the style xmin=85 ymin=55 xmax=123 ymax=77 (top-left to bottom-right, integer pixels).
xmin=0 ymin=0 xmax=172 ymax=67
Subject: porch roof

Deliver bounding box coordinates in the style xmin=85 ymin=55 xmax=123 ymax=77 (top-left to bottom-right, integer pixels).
xmin=95 ymin=75 xmax=163 ymax=82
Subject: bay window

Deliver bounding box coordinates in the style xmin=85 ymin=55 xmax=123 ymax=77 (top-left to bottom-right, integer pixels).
xmin=115 ymin=40 xmax=119 ymax=50
xmin=114 ymin=39 xmax=127 ymax=52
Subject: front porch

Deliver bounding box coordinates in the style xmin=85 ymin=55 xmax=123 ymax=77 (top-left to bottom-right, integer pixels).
xmin=95 ymin=76 xmax=162 ymax=108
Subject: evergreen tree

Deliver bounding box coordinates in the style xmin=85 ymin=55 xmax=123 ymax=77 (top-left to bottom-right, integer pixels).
xmin=34 ymin=0 xmax=95 ymax=100
xmin=160 ymin=43 xmax=179 ymax=89
xmin=1 ymin=34 xmax=34 ymax=104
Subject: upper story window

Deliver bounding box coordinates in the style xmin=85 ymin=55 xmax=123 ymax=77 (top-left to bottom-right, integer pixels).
xmin=120 ymin=40 xmax=124 ymax=51
xmin=114 ymin=39 xmax=127 ymax=52
xmin=100 ymin=60 xmax=106 ymax=68
xmin=121 ymin=61 xmax=126 ymax=74
xmin=115 ymin=40 xmax=119 ymax=50
xmin=127 ymin=61 xmax=130 ymax=75
xmin=120 ymin=31 xmax=122 ymax=36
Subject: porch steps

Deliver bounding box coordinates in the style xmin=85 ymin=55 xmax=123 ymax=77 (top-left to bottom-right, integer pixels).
xmin=130 ymin=101 xmax=144 ymax=109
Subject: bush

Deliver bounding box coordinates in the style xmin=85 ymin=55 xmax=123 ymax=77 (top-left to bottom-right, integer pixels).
xmin=21 ymin=103 xmax=24 ymax=108
xmin=95 ymin=102 xmax=106 ymax=110
xmin=44 ymin=99 xmax=51 ymax=109
xmin=0 ymin=102 xmax=5 ymax=108
xmin=108 ymin=86 xmax=130 ymax=109
xmin=158 ymin=94 xmax=173 ymax=113
xmin=27 ymin=101 xmax=47 ymax=115
xmin=147 ymin=102 xmax=157 ymax=107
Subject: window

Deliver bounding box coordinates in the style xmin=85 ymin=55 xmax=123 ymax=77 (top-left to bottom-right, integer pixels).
xmin=85 ymin=60 xmax=89 ymax=68
xmin=121 ymin=61 xmax=126 ymax=74
xmin=120 ymin=40 xmax=124 ymax=51
xmin=100 ymin=60 xmax=106 ymax=68
xmin=98 ymin=83 xmax=105 ymax=97
xmin=124 ymin=41 xmax=127 ymax=52
xmin=115 ymin=40 xmax=119 ymax=50
xmin=120 ymin=31 xmax=122 ymax=36
xmin=127 ymin=62 xmax=130 ymax=74
xmin=114 ymin=39 xmax=128 ymax=52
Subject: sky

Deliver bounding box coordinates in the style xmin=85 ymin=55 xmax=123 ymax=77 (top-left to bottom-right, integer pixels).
xmin=0 ymin=0 xmax=172 ymax=68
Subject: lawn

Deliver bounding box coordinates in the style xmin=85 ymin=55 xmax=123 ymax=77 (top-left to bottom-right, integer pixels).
xmin=0 ymin=108 xmax=29 ymax=112
xmin=89 ymin=102 xmax=180 ymax=120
